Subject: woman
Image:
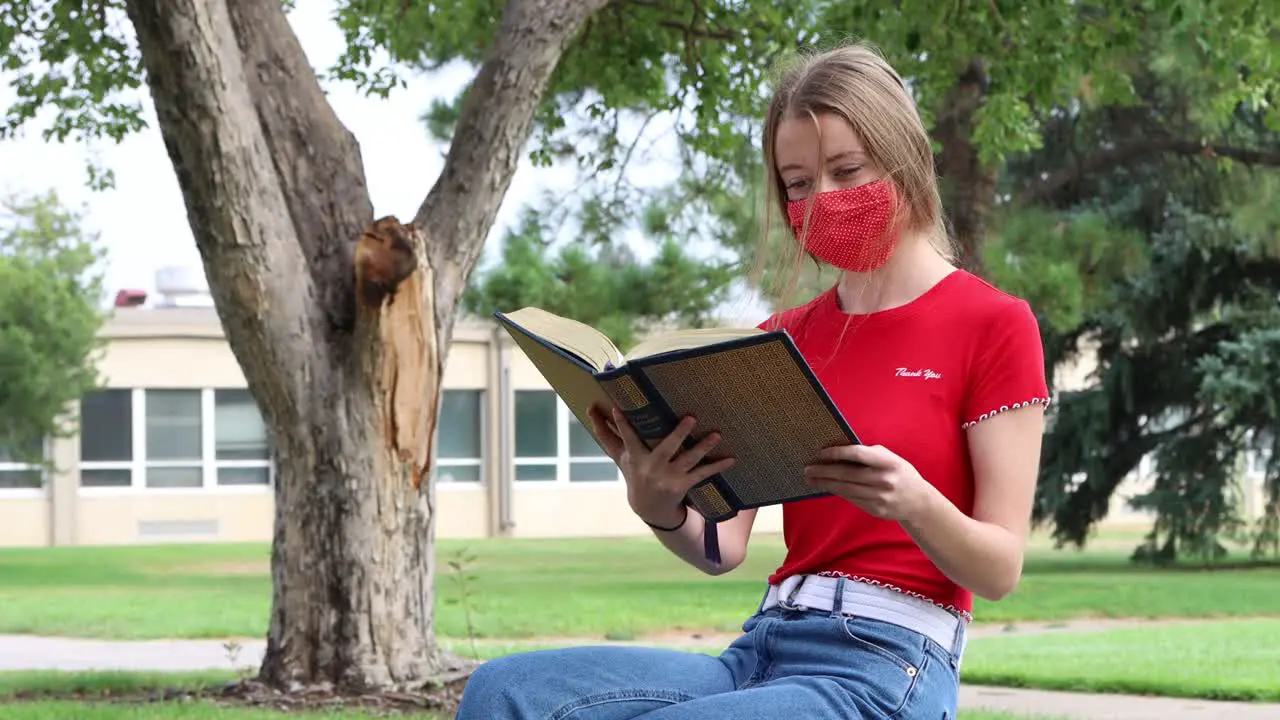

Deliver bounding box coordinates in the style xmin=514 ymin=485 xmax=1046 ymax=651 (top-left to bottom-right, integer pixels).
xmin=456 ymin=42 xmax=1049 ymax=719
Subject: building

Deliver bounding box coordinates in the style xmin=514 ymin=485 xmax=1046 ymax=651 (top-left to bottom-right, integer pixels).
xmin=0 ymin=272 xmax=1269 ymax=547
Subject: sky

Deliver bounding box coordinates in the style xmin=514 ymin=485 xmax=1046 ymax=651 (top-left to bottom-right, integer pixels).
xmin=0 ymin=2 xmax=771 ymax=325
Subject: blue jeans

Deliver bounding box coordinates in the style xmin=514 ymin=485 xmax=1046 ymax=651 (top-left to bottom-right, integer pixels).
xmin=455 ymin=605 xmax=963 ymax=719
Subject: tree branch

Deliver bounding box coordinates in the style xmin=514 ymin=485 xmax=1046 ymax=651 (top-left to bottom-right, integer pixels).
xmin=225 ymin=0 xmax=375 ymax=336
xmin=656 ymin=19 xmax=736 ymax=40
xmin=1018 ymin=137 xmax=1280 ymax=206
xmin=624 ymin=0 xmax=742 ymax=40
xmin=414 ymin=0 xmax=611 ymax=338
xmin=123 ymin=0 xmax=318 ymax=414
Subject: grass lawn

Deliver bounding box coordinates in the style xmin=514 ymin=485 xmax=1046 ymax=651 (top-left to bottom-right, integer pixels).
xmin=961 ymin=618 xmax=1280 ymax=702
xmin=434 ymin=617 xmax=1280 ymax=704
xmin=0 ymin=671 xmax=1058 ymax=719
xmin=0 ymin=529 xmax=1275 ymax=641
xmin=0 ymin=701 xmax=1052 ymax=719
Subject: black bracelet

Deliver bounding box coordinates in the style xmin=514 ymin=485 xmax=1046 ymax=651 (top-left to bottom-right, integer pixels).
xmin=643 ymin=505 xmax=689 ymax=532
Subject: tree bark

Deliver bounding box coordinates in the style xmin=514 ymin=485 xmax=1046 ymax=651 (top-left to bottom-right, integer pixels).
xmin=124 ymin=0 xmax=608 ymax=691
xmin=934 ymin=59 xmax=998 ymax=276
xmin=1017 ymin=137 xmax=1280 ymax=206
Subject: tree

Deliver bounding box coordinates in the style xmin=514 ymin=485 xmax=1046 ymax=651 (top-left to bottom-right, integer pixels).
xmin=407 ymin=1 xmax=1278 ymax=281
xmin=0 ymin=189 xmax=106 ymax=470
xmin=462 ymin=207 xmax=737 ymax=351
xmin=986 ymin=59 xmax=1280 ymax=563
xmin=3 ymin=0 xmax=611 ymax=692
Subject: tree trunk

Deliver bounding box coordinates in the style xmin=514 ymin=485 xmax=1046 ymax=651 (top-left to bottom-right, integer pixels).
xmin=123 ymin=0 xmax=610 ymax=691
xmin=934 ymin=58 xmax=998 ymax=276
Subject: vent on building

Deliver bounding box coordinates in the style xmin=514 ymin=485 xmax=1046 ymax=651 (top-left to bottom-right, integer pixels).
xmin=113 ymin=289 xmax=148 ymax=307
xmin=137 ymin=519 xmax=219 ymax=538
xmin=154 ymin=266 xmax=213 ymax=307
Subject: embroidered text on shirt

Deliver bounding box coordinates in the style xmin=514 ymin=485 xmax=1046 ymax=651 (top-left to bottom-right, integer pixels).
xmin=895 ymin=367 xmax=943 ymax=380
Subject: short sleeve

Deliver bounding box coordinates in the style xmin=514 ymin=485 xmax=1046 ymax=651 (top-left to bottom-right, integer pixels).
xmin=962 ymin=299 xmax=1051 ymax=430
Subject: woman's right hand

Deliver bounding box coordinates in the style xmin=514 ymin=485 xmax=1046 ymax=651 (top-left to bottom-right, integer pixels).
xmin=587 ymin=404 xmax=736 ymax=528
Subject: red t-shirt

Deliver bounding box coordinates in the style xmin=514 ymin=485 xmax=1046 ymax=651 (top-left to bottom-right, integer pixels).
xmin=758 ymin=270 xmax=1050 ymax=619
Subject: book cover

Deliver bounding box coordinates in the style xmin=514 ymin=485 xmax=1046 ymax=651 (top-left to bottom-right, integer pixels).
xmin=494 ymin=310 xmax=861 ymax=522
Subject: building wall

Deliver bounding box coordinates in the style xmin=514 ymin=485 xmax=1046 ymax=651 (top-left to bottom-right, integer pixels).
xmin=0 ymin=307 xmax=1268 ymax=547
xmin=0 ymin=498 xmax=47 ymax=547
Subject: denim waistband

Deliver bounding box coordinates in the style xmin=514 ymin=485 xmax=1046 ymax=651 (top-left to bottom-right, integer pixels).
xmin=759 ymin=574 xmax=967 ymax=657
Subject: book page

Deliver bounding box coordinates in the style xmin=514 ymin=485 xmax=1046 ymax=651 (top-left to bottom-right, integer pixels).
xmin=625 ymin=327 xmax=764 ymax=362
xmin=503 ymin=324 xmax=621 ymax=457
xmin=502 ymin=307 xmax=623 ymax=372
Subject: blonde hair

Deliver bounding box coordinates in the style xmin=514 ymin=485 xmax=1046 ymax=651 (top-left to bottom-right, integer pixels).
xmin=751 ymin=41 xmax=954 ymax=314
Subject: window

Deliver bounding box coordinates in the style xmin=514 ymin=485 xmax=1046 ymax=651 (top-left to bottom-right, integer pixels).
xmin=80 ymin=389 xmax=134 ymax=487
xmin=0 ymin=437 xmax=43 ymax=490
xmin=214 ymin=389 xmax=272 ymax=486
xmin=78 ymin=388 xmax=273 ymax=490
xmin=434 ymin=389 xmax=483 ymax=483
xmin=514 ymin=390 xmax=619 ymax=483
xmin=567 ymin=413 xmax=617 ymax=482
xmin=515 ymin=390 xmax=558 ymax=481
xmin=145 ymin=389 xmax=203 ymax=488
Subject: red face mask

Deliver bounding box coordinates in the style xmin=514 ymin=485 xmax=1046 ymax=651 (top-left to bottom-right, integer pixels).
xmin=785 ymin=180 xmax=900 ymax=273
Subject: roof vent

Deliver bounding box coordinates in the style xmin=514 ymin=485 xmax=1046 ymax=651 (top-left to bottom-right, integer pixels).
xmin=113 ymin=289 xmax=148 ymax=308
xmin=154 ymin=266 xmax=212 ymax=307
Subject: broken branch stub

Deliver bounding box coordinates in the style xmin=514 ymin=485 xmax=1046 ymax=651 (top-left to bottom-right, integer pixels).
xmin=355 ymin=216 xmax=420 ymax=309
xmin=352 ymin=217 xmax=439 ymax=490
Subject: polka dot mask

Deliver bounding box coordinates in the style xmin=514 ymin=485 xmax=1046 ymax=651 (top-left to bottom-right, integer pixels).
xmin=786 ymin=181 xmax=900 ymax=273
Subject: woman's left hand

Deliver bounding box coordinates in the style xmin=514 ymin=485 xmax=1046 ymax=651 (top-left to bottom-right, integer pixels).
xmin=803 ymin=444 xmax=937 ymax=523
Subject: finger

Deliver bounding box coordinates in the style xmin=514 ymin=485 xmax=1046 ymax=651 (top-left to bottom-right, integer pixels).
xmin=652 ymin=414 xmax=697 ymax=462
xmin=610 ymin=406 xmax=649 ymax=456
xmin=805 ymin=476 xmax=880 ymax=504
xmin=673 ymin=430 xmax=722 ymax=472
xmin=685 ymin=457 xmax=737 ymax=487
xmin=808 ymin=471 xmax=880 ymax=491
xmin=803 ymin=462 xmax=878 ymax=485
xmin=587 ymin=405 xmax=624 ymax=459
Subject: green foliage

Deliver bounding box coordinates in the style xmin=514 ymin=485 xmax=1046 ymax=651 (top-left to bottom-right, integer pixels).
xmin=362 ymin=0 xmax=1280 ymax=322
xmin=0 ymin=189 xmax=107 ymax=466
xmin=984 ymin=206 xmax=1148 ymax=331
xmin=1022 ymin=148 xmax=1280 ymax=562
xmin=375 ymin=2 xmax=1269 ymax=170
xmin=1196 ymin=325 xmax=1280 ymax=558
xmin=337 ymin=1 xmax=807 ymax=167
xmin=461 ymin=206 xmax=734 ymax=351
xmin=965 ymin=23 xmax=1280 ymax=563
xmin=0 ymin=0 xmax=145 ymax=189
xmin=4 ymin=0 xmax=1275 ymax=199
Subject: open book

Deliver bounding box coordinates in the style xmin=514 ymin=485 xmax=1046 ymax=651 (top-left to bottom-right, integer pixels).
xmin=494 ymin=307 xmax=861 ymax=525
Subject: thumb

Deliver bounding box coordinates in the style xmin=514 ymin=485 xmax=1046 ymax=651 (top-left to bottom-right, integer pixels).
xmin=587 ymin=405 xmax=624 ymax=459
xmin=850 ymin=444 xmax=899 ymax=467
xmin=821 ymin=443 xmax=894 ymax=468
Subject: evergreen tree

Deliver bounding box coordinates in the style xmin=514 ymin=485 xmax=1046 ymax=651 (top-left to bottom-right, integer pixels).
xmin=991 ymin=65 xmax=1280 ymax=563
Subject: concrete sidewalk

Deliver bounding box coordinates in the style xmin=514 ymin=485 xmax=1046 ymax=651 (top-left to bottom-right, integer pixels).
xmin=3 ymin=634 xmax=1278 ymax=720
xmin=0 ymin=634 xmax=265 ymax=673
xmin=960 ymin=685 xmax=1280 ymax=719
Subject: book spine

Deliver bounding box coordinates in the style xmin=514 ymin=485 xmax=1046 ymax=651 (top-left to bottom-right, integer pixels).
xmin=597 ymin=369 xmax=739 ymax=522
xmin=597 ymin=371 xmax=674 ymax=444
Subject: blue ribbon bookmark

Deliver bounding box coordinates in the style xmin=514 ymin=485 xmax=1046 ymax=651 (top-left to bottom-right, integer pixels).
xmin=703 ymin=519 xmax=721 ymax=567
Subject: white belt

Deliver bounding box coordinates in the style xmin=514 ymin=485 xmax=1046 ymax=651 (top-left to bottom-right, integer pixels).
xmin=760 ymin=574 xmax=966 ymax=656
